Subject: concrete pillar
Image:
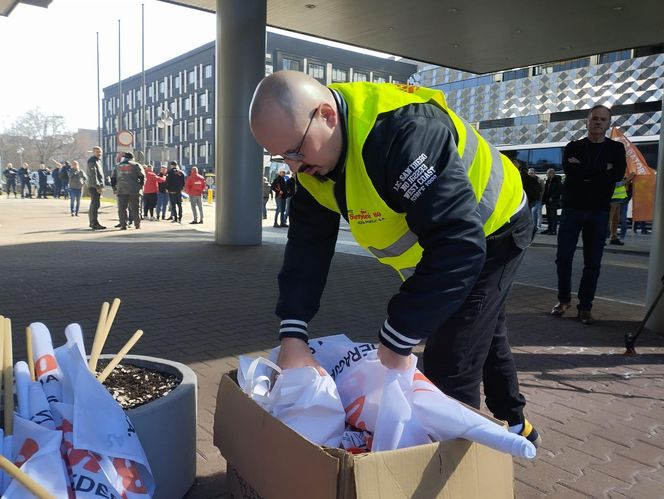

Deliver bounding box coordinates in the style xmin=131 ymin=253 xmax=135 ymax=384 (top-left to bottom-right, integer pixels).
xmin=215 ymin=0 xmax=266 ymax=245
xmin=645 ymin=92 xmax=664 ymax=333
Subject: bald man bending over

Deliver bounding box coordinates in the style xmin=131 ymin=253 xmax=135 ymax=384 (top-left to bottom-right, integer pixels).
xmin=250 ymin=71 xmax=541 ymax=447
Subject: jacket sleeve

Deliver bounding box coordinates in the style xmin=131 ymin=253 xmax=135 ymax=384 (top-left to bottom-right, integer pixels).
xmin=275 ymin=180 xmax=340 ymax=342
xmin=363 ymin=109 xmax=486 ymax=355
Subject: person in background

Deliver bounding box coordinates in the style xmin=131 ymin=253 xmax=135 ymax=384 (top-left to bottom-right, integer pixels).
xmin=285 ymin=170 xmax=297 ymax=224
xmin=249 ymin=71 xmax=541 ymax=447
xmin=86 ymin=147 xmax=106 ymax=230
xmin=262 ymin=176 xmax=272 ymax=220
xmin=18 ymin=162 xmax=32 ymax=198
xmin=67 ymin=160 xmax=87 ymax=217
xmin=551 ymin=105 xmax=626 ymax=324
xmin=271 ymin=167 xmax=289 ymax=228
xmin=541 ymin=168 xmax=563 ymax=235
xmin=527 ymin=168 xmax=544 ymax=233
xmin=165 ymin=161 xmax=185 ymax=224
xmin=59 ymin=161 xmax=71 ymax=200
xmin=156 ymin=165 xmax=170 ymax=221
xmin=3 ymin=163 xmax=18 ymax=198
xmin=111 ymin=152 xmax=145 ymax=230
xmin=517 ymin=162 xmax=542 ymax=236
xmin=142 ymin=164 xmax=163 ymax=221
xmin=185 ymin=166 xmax=206 ymax=224
xmin=608 ymin=175 xmax=630 ymax=245
xmin=51 ymin=162 xmax=62 ymax=199
xmin=37 ymin=163 xmax=51 ymax=199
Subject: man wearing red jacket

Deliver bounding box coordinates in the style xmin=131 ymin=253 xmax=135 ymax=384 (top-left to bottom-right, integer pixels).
xmin=142 ymin=164 xmax=165 ymax=220
xmin=185 ymin=166 xmax=206 ymax=224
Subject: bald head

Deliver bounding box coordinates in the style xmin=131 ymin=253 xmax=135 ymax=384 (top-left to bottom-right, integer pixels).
xmin=248 ymin=71 xmax=343 ymax=177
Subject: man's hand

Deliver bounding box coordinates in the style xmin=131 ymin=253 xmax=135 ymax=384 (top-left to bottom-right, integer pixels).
xmin=276 ymin=337 xmax=327 ymax=376
xmin=377 ymin=343 xmax=412 ymax=371
xmin=96 ymin=187 xmax=103 ymax=194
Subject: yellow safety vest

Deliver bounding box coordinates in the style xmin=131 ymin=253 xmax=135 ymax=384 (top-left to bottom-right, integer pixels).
xmin=612 ymin=181 xmax=627 ymax=201
xmin=298 ymin=82 xmax=522 ymax=280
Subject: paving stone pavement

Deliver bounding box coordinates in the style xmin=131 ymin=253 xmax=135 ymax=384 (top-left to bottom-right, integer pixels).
xmin=0 ymin=197 xmax=662 ymax=498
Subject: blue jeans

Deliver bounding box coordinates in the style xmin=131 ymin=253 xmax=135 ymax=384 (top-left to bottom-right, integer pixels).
xmin=156 ymin=192 xmax=169 ymax=218
xmin=555 ymin=208 xmax=609 ymax=311
xmin=69 ymin=188 xmax=82 ymax=214
xmin=274 ymin=196 xmax=286 ymax=226
xmin=530 ymin=200 xmax=542 ymax=230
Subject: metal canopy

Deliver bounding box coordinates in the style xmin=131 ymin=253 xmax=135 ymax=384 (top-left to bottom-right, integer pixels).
xmin=160 ymin=0 xmax=664 ymax=73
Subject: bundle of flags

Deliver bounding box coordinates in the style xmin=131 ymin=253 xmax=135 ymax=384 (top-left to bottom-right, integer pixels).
xmin=0 ymin=299 xmax=153 ymax=498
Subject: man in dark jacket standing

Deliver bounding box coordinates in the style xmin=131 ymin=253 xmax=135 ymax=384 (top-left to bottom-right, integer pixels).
xmin=551 ymin=105 xmax=626 ymax=324
xmin=3 ymin=163 xmax=18 ymax=197
xmin=165 ymin=161 xmax=185 ymax=223
xmin=270 ymin=168 xmax=289 ymax=228
xmin=111 ymin=152 xmax=145 ymax=230
xmin=86 ymin=148 xmax=106 ymax=230
xmin=541 ymin=168 xmax=562 ymax=235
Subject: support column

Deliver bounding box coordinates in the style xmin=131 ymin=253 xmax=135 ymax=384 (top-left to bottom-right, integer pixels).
xmin=215 ymin=0 xmax=266 ymax=245
xmin=645 ymin=92 xmax=664 ymax=333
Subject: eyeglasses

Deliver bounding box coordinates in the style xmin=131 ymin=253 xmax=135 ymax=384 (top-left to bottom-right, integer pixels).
xmin=270 ymin=106 xmax=319 ymax=163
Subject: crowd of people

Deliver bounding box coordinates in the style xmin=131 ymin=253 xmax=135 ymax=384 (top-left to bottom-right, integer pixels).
xmin=2 ymin=148 xmax=209 ymax=230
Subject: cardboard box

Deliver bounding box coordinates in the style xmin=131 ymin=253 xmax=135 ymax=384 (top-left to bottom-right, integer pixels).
xmin=214 ymin=372 xmax=514 ymax=499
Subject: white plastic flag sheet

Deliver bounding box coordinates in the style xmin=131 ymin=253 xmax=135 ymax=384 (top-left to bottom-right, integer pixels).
xmin=309 ymin=334 xmax=536 ymax=458
xmin=27 ymin=322 xmax=155 ymax=498
xmin=238 ymin=356 xmax=346 ymax=447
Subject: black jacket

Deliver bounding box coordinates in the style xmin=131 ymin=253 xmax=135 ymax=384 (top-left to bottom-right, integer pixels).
xmin=276 ymin=91 xmax=495 ymax=354
xmin=271 ymin=175 xmax=288 ymax=199
xmin=165 ymin=168 xmax=185 ymax=192
xmin=542 ymin=175 xmax=562 ymax=207
xmin=562 ymin=137 xmax=626 ymax=211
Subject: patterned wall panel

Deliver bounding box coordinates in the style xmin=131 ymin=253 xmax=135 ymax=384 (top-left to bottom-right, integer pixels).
xmin=417 ymin=54 xmax=663 ymax=146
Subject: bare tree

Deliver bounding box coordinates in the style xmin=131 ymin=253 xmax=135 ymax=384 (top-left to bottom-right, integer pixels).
xmin=9 ymin=108 xmax=76 ymax=164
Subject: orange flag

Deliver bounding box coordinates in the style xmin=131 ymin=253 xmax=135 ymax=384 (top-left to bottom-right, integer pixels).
xmin=610 ymin=127 xmax=656 ymax=176
xmin=610 ymin=127 xmax=657 ymax=222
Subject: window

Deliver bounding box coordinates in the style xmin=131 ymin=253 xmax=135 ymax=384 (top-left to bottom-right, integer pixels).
xmin=187 ymin=121 xmax=195 ymax=136
xmin=184 ymin=146 xmax=191 ymax=160
xmin=188 ymin=70 xmax=195 ymax=84
xmin=136 ymin=89 xmax=142 ymax=103
xmin=170 ymin=101 xmax=177 ymax=115
xmin=204 ymin=64 xmax=212 ymax=78
xmin=159 ymin=81 xmax=165 ymax=95
xmin=308 ymin=63 xmax=325 ymax=80
xmin=148 ymin=86 xmax=154 ymax=99
xmin=331 ymin=68 xmax=347 ymax=82
xmin=373 ymin=74 xmax=387 ymax=83
xmin=199 ymin=93 xmax=207 ymax=108
xmin=184 ymin=96 xmax=191 ymax=112
xmin=175 ymin=75 xmax=181 ymax=90
xmin=353 ymin=72 xmax=368 ymax=82
xmin=281 ymin=57 xmax=300 ymax=71
xmin=529 ymin=148 xmax=563 ymax=173
xmin=199 ymin=144 xmax=207 ymax=158
xmin=204 ymin=117 xmax=213 ymax=132
xmin=174 ymin=123 xmax=181 ymax=139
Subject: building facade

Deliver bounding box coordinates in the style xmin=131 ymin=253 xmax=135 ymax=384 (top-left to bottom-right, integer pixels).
xmin=412 ymin=45 xmax=663 ymax=172
xmin=102 ymin=32 xmax=418 ymax=174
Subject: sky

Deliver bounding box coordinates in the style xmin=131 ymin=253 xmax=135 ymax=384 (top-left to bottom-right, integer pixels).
xmin=0 ymin=0 xmax=399 ymax=133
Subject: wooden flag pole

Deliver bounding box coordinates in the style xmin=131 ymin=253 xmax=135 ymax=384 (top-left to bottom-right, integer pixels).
xmin=97 ymin=329 xmax=144 ymax=384
xmin=88 ymin=301 xmax=110 ymax=372
xmin=26 ymin=326 xmax=35 ymax=381
xmin=3 ymin=317 xmax=14 ymax=435
xmin=0 ymin=454 xmax=55 ymax=499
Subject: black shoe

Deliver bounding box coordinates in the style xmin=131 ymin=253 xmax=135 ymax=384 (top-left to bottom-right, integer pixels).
xmin=609 ymin=238 xmax=624 ymax=246
xmin=120 ymin=226 xmax=127 ymax=230
xmin=273 ymin=224 xmax=279 ymax=228
xmin=115 ymin=223 xmax=122 ymax=228
xmin=91 ymin=224 xmax=106 ymax=230
xmin=189 ymin=221 xmax=198 ymax=224
xmin=280 ymin=224 xmax=289 ymax=228
xmin=197 ymin=220 xmax=204 ymax=224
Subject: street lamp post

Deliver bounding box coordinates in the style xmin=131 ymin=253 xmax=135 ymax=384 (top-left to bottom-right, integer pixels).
xmin=156 ymin=110 xmax=173 ymax=168
xmin=16 ymin=147 xmax=24 ymax=166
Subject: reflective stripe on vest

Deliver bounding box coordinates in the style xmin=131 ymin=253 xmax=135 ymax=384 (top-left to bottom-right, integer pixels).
xmin=298 ymin=82 xmax=522 ymax=280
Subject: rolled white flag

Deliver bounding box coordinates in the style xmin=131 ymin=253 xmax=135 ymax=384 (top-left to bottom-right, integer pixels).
xmin=29 ymin=322 xmax=63 ymax=404
xmin=14 ymin=362 xmax=31 ymax=420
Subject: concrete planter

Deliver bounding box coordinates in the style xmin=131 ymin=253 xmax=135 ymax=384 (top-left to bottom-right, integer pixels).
xmin=101 ymin=354 xmax=197 ymax=499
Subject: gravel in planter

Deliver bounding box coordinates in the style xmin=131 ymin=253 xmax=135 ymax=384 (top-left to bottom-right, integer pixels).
xmin=97 ymin=360 xmax=182 ymax=410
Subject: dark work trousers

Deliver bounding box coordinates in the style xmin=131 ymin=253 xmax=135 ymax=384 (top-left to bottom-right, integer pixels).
xmin=169 ymin=192 xmax=183 ymax=221
xmin=88 ymin=187 xmax=101 ymax=226
xmin=38 ymin=183 xmax=48 ymax=198
xmin=555 ymin=208 xmax=609 ymax=311
xmin=545 ymin=202 xmax=559 ymax=233
xmin=423 ymin=202 xmax=532 ymax=426
xmin=21 ymin=181 xmax=31 ymax=198
xmin=117 ymin=193 xmax=140 ymax=228
xmin=143 ymin=193 xmax=158 ymax=218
